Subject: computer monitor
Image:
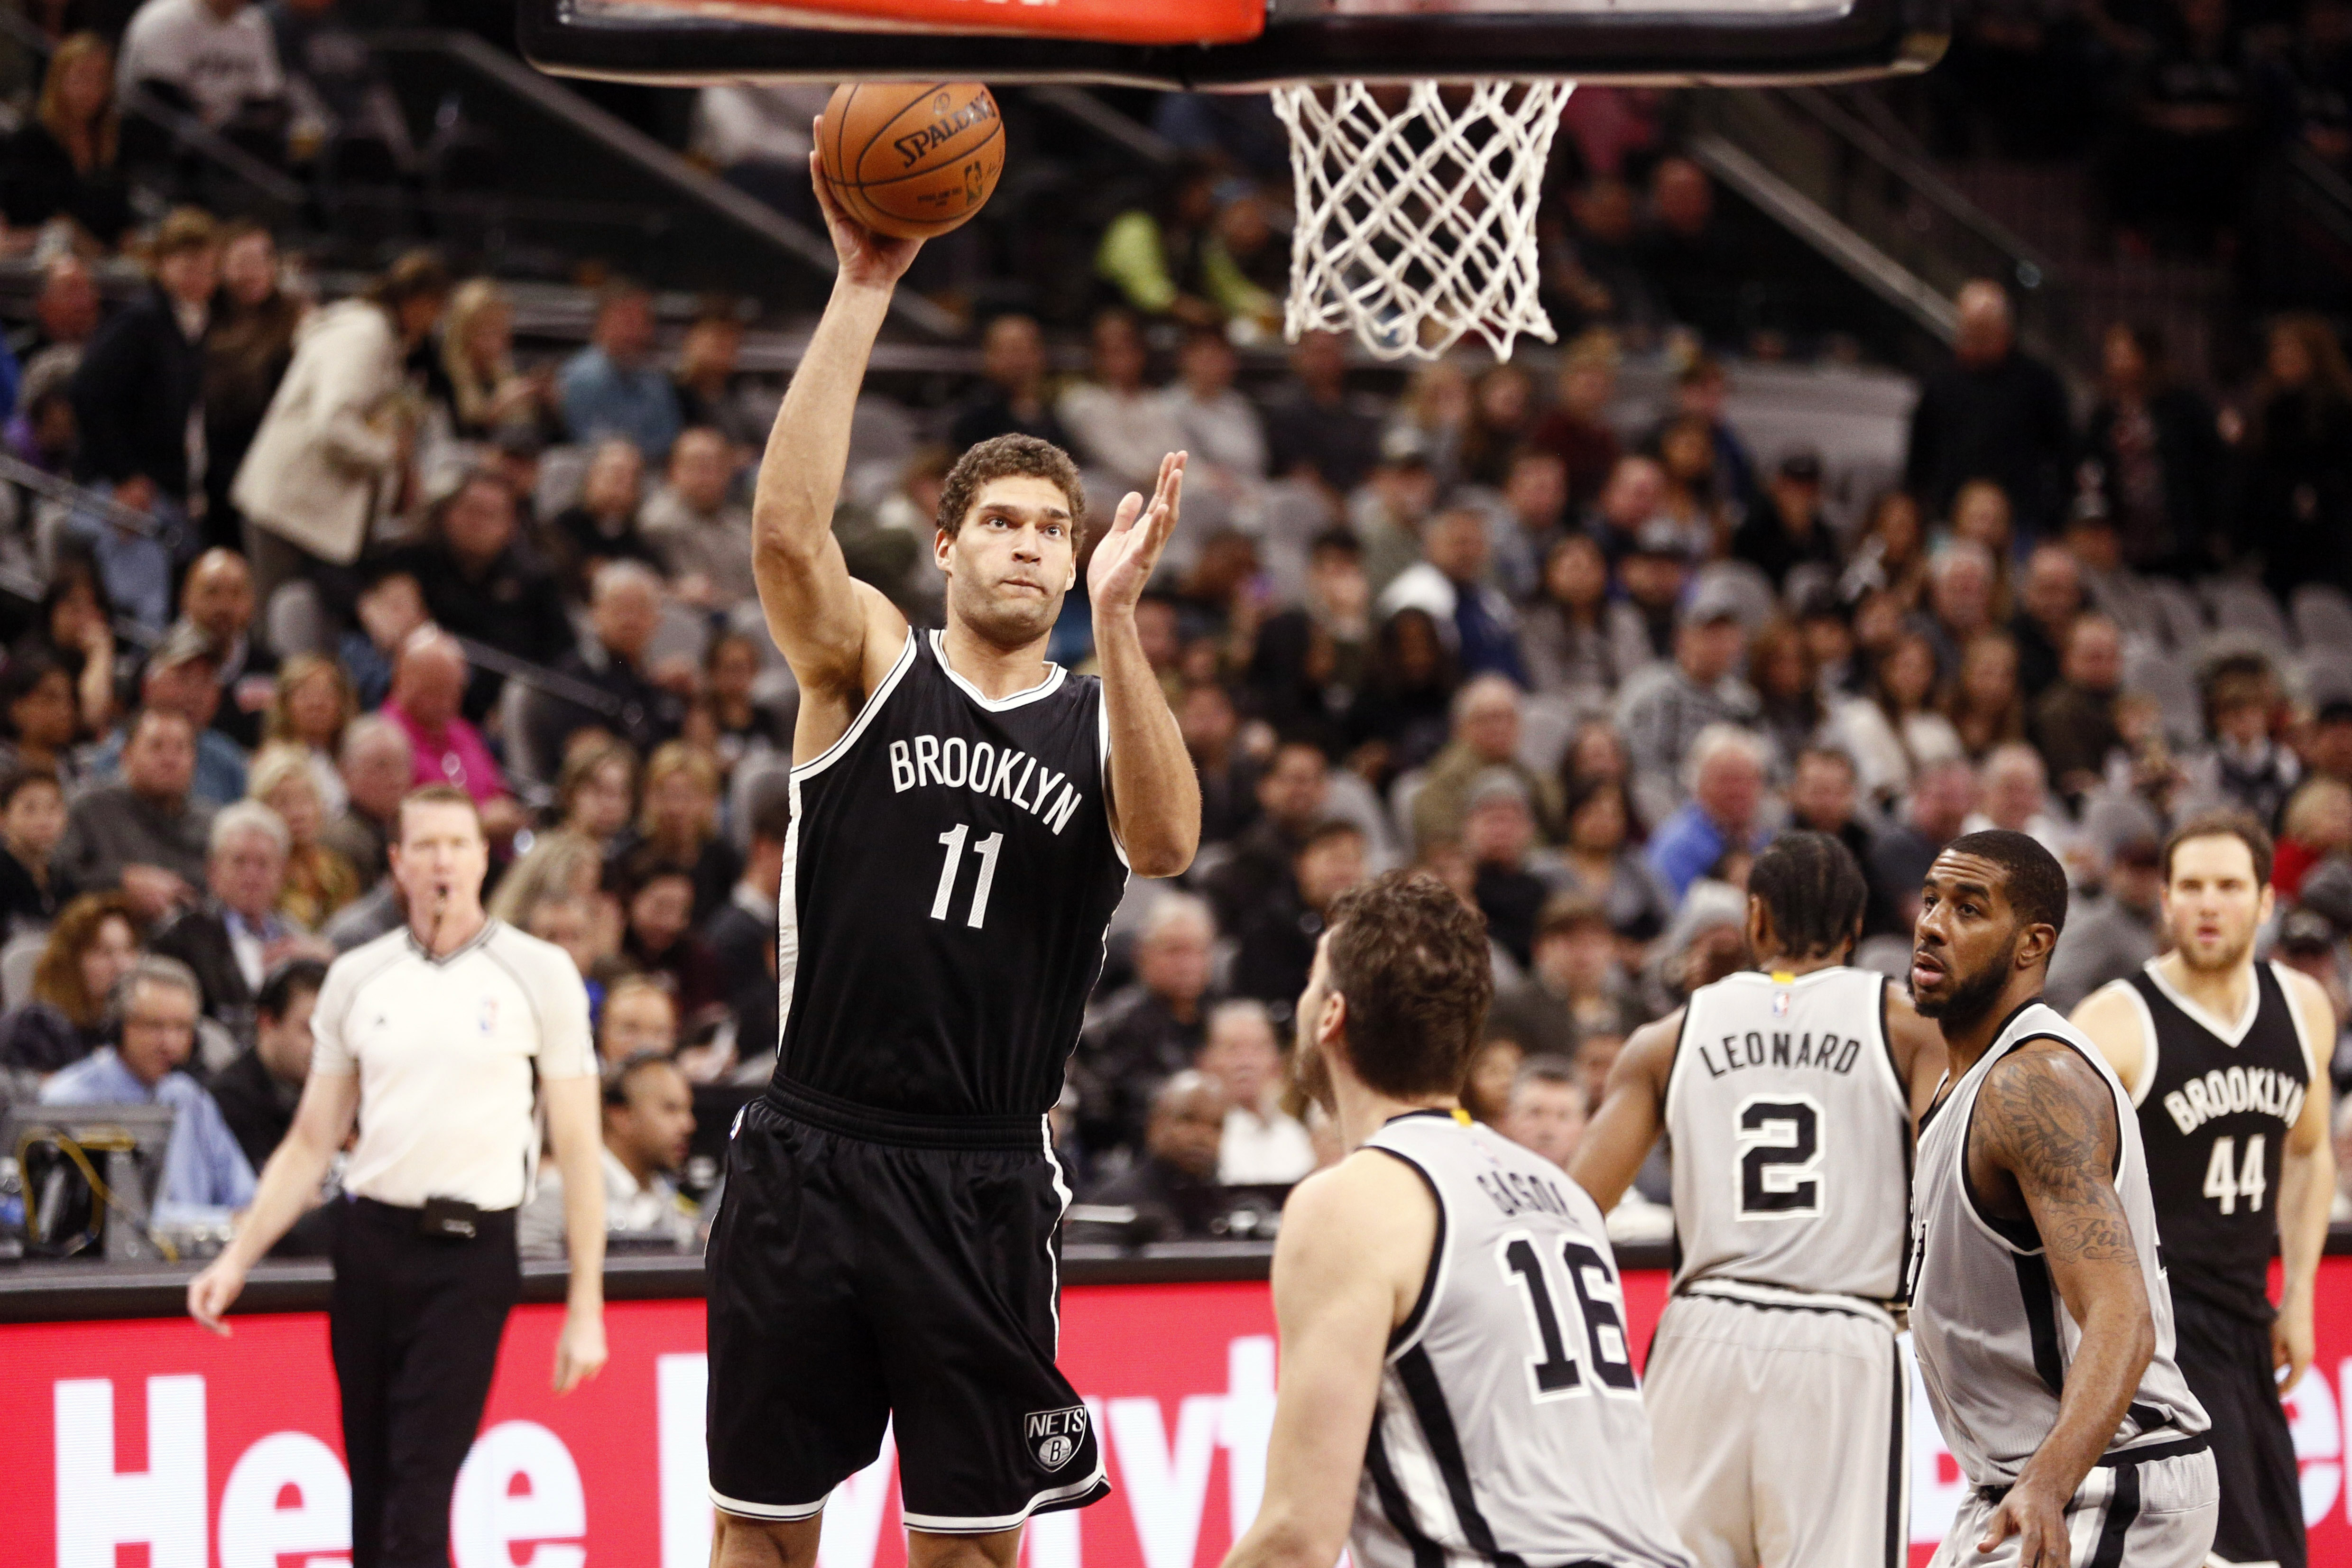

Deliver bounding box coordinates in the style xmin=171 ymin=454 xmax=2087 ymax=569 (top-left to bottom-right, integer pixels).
xmin=3 ymin=1103 xmax=177 ymax=1261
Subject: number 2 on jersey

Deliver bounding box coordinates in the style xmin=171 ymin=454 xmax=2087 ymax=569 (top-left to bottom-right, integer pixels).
xmin=930 ymin=823 xmax=1005 ymax=929
xmin=1498 ymin=1234 xmax=1637 ymax=1401
xmin=2201 ymin=1133 xmax=2266 ymax=1214
xmin=1736 ymin=1096 xmax=1823 ymax=1217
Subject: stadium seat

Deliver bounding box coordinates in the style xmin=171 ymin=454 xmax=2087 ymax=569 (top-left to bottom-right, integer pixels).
xmin=647 ymin=599 xmax=714 ymax=668
xmin=535 ymin=444 xmax=592 ymax=520
xmin=2294 ymin=585 xmax=2352 ymax=653
xmin=0 ymin=931 xmax=44 ymax=1009
xmin=2123 ymin=646 xmax=2203 ymax=748
xmin=501 ymin=677 xmax=550 ymax=793
xmin=2200 ymin=577 xmax=2292 ymax=652
xmin=265 ymin=581 xmax=335 ymax=660
xmin=2144 ymin=578 xmax=2208 ymax=652
xmin=1389 ymin=768 xmax=1429 ymax=850
xmin=2296 ymin=650 xmax=2352 ymax=708
xmin=1693 ymin=560 xmax=1777 ymax=633
xmin=1518 ymin=692 xmax=1580 ymax=779
xmin=1850 ymin=934 xmax=1913 ymax=982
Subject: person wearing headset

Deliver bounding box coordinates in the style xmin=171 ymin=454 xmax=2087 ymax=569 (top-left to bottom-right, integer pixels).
xmin=38 ymin=952 xmax=255 ymax=1226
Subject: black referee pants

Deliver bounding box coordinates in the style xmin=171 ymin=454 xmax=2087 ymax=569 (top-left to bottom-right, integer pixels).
xmin=331 ymin=1197 xmax=520 ymax=1568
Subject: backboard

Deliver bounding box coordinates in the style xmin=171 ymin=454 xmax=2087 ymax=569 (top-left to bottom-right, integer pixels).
xmin=519 ymin=0 xmax=1948 ymax=90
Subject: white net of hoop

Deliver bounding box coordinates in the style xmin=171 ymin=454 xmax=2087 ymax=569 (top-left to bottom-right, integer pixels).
xmin=1271 ymin=79 xmax=1572 ymax=362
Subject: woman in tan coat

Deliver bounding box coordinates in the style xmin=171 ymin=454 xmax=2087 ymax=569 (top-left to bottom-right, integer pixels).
xmin=231 ymin=251 xmax=450 ymax=609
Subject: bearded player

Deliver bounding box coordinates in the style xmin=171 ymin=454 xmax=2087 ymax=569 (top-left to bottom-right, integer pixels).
xmin=2072 ymin=813 xmax=2334 ymax=1568
xmin=702 ymin=135 xmax=1201 ymax=1568
xmin=1908 ymin=830 xmax=2214 ymax=1568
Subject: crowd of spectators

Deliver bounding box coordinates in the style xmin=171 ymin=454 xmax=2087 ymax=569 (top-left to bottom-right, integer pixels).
xmin=1925 ymin=0 xmax=2352 ymax=266
xmin=0 ymin=0 xmax=2351 ymax=1250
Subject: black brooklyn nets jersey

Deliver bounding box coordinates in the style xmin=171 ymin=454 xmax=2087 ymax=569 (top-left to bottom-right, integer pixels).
xmin=773 ymin=628 xmax=1129 ymax=1124
xmin=2111 ymin=960 xmax=2315 ymax=1323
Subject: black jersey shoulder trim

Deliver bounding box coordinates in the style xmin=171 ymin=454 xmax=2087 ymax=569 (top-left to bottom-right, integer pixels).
xmin=1394 ymin=1346 xmax=1531 ymax=1568
xmin=1958 ymin=1070 xmax=2045 ymax=1254
xmin=2011 ymin=1251 xmax=2068 ymax=1398
xmin=1367 ymin=1142 xmax=1448 ymax=1356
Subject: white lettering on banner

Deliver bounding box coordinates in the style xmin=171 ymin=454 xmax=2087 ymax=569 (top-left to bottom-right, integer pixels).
xmin=218 ymin=1431 xmax=350 ymax=1568
xmin=451 ymin=1421 xmax=586 ymax=1568
xmin=659 ymin=1354 xmax=713 ymax=1568
xmin=1218 ymin=1337 xmax=1277 ymax=1540
xmin=54 ymin=1375 xmax=208 ymax=1568
xmin=2282 ymin=1361 xmax=2342 ymax=1525
xmin=817 ymin=1430 xmax=898 ymax=1568
xmin=1108 ymin=1395 xmax=1222 ymax=1568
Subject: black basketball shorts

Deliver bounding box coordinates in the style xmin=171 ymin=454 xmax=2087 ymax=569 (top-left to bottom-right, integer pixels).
xmin=2171 ymin=1289 xmax=2306 ymax=1568
xmin=705 ymin=1092 xmax=1111 ymax=1534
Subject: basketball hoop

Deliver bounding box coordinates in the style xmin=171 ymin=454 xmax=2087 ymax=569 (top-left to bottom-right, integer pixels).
xmin=1271 ymin=79 xmax=1571 ymax=363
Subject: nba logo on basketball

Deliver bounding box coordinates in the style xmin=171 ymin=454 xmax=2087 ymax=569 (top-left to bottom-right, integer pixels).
xmin=1024 ymin=1406 xmax=1087 ymax=1470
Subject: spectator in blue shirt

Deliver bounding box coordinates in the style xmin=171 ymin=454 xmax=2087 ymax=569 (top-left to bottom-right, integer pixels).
xmin=1647 ymin=723 xmax=1772 ymax=903
xmin=559 ymin=280 xmax=682 ymax=460
xmin=40 ymin=953 xmax=256 ymax=1224
xmin=83 ymin=622 xmax=249 ymax=807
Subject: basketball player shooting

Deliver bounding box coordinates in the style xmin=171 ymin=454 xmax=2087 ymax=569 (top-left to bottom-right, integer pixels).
xmin=2070 ymin=813 xmax=2334 ymax=1568
xmin=1221 ymin=871 xmax=1692 ymax=1568
xmin=700 ymin=126 xmax=1201 ymax=1568
xmin=1907 ymin=832 xmax=2216 ymax=1568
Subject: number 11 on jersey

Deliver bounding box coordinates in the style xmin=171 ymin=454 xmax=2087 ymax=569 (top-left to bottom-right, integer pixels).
xmin=932 ymin=822 xmax=1005 ymax=929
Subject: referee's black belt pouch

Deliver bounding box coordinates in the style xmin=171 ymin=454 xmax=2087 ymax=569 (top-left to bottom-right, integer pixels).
xmin=418 ymin=1196 xmax=486 ymax=1240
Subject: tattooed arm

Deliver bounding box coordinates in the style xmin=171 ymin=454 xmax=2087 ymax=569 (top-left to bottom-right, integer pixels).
xmin=1966 ymin=1041 xmax=2156 ymax=1568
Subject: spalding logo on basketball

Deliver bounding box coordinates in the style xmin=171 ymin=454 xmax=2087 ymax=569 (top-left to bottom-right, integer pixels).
xmin=820 ymin=81 xmax=1005 ymax=241
xmin=1024 ymin=1405 xmax=1087 ymax=1471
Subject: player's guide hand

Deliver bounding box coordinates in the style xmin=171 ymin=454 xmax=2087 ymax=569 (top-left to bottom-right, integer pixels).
xmin=1979 ymin=1475 xmax=2071 ymax=1568
xmin=1091 ymin=450 xmax=1186 ymax=618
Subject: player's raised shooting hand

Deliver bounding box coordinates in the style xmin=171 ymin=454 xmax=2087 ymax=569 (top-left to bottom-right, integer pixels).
xmin=810 ymin=128 xmax=922 ymax=292
xmin=1089 ymin=451 xmax=1186 ymax=619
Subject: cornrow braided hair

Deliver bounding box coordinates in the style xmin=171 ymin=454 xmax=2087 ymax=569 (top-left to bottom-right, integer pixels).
xmin=1748 ymin=830 xmax=1868 ymax=962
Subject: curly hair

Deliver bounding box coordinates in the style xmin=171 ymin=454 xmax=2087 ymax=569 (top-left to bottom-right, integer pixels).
xmin=936 ymin=434 xmax=1086 ymax=546
xmin=34 ymin=893 xmax=139 ymax=1029
xmin=1324 ymin=869 xmax=1495 ymax=1099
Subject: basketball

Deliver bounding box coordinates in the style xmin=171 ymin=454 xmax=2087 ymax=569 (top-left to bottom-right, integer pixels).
xmin=820 ymin=82 xmax=1005 ymax=240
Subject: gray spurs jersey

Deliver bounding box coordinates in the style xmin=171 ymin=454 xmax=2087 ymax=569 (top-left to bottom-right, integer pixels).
xmin=1354 ymin=1112 xmax=1691 ymax=1568
xmin=1908 ymin=1000 xmax=2210 ymax=1488
xmin=1665 ymin=966 xmax=1912 ymax=1301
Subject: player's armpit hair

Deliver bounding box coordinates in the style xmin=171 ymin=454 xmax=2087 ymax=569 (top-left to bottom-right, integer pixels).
xmin=1975 ymin=1045 xmax=2138 ymax=1264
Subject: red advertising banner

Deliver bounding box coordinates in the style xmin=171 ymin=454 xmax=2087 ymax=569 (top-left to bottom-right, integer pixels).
xmin=4 ymin=1260 xmax=2348 ymax=1568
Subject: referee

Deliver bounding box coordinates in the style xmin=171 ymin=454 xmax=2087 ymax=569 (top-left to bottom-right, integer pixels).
xmin=188 ymin=783 xmax=608 ymax=1568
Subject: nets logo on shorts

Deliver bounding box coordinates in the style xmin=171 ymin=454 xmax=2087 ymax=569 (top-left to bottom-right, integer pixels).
xmin=1024 ymin=1406 xmax=1088 ymax=1472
